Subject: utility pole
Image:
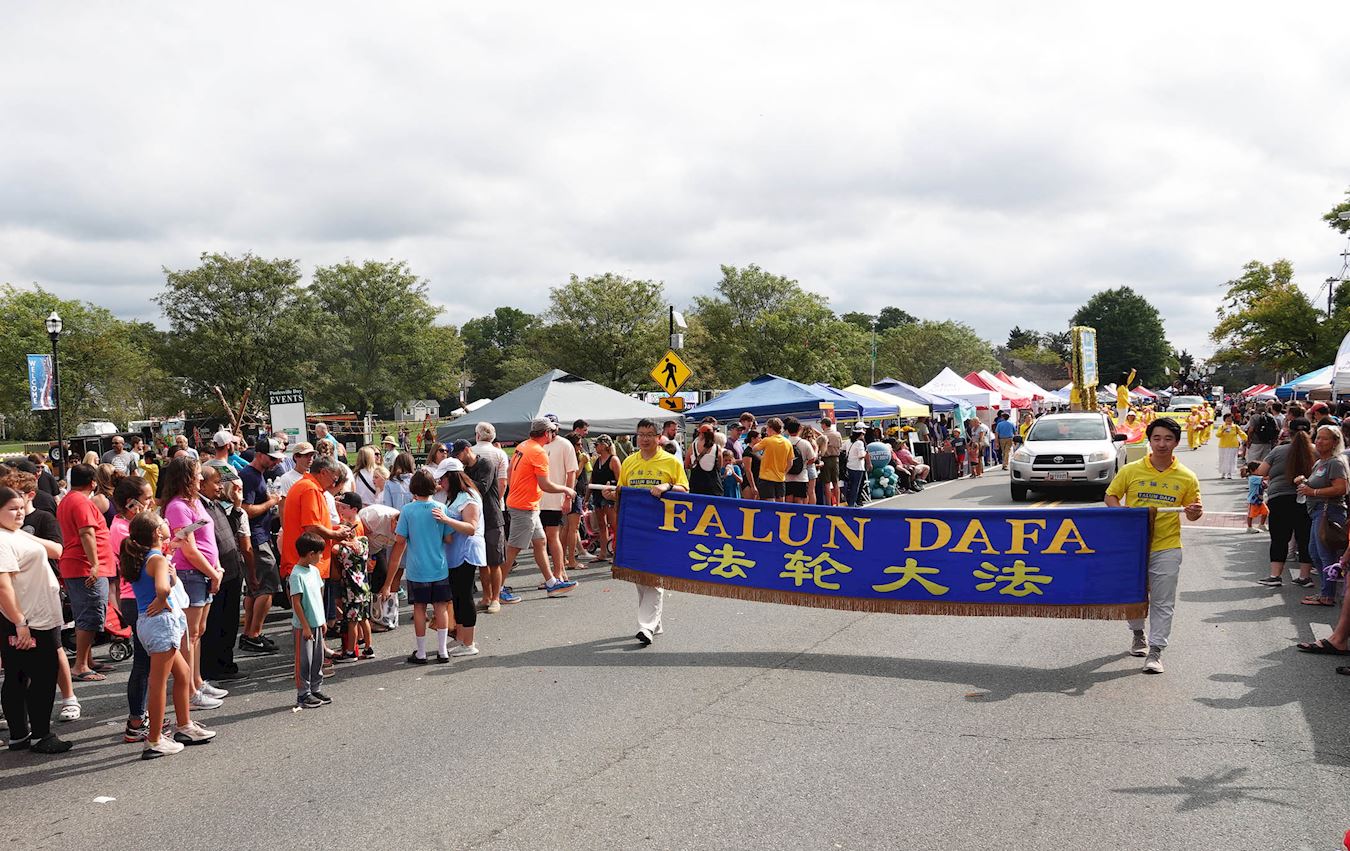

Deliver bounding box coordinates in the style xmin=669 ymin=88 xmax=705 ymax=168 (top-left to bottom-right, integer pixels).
xmin=869 ymin=316 xmax=877 ymax=385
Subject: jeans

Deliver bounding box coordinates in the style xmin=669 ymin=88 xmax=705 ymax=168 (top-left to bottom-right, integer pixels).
xmin=1127 ymin=548 xmax=1183 ymax=649
xmin=1308 ymin=502 xmax=1346 ymax=598
xmin=0 ymin=623 xmax=59 ymax=742
xmin=118 ymin=598 xmax=150 ymax=718
xmin=846 ymin=468 xmax=866 ymax=506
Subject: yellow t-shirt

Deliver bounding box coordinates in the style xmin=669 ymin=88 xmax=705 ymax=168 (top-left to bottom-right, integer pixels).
xmin=1106 ymin=454 xmax=1201 ymax=552
xmin=618 ymin=451 xmax=689 ymax=490
xmin=758 ymin=434 xmax=793 ymax=483
xmin=1216 ymin=424 xmax=1243 ymax=448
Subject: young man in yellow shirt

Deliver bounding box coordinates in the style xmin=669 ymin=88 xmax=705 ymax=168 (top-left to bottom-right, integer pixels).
xmin=756 ymin=417 xmax=793 ymax=503
xmin=1105 ymin=417 xmax=1203 ymax=674
xmin=600 ymin=418 xmax=689 ymax=646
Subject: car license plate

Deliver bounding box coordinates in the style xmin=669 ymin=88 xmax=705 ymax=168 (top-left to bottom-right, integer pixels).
xmin=1046 ymin=472 xmax=1068 ymax=481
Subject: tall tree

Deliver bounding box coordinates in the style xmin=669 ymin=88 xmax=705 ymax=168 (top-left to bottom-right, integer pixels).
xmin=1006 ymin=326 xmax=1042 ymax=350
xmin=1323 ymin=186 xmax=1350 ymax=234
xmin=0 ymin=285 xmax=164 ymax=438
xmin=1209 ymin=260 xmax=1323 ymax=374
xmin=309 ymin=260 xmax=462 ymax=413
xmin=1069 ymin=286 xmax=1175 ymax=387
xmin=460 ymin=307 xmax=540 ymax=398
xmin=874 ymin=320 xmax=999 ymax=386
xmin=533 ymin=273 xmax=668 ymax=391
xmin=156 ymin=253 xmax=315 ymax=412
xmin=691 ymin=264 xmax=866 ymax=385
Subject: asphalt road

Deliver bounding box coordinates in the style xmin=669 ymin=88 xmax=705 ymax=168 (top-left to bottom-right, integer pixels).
xmin=2 ymin=440 xmax=1347 ymax=850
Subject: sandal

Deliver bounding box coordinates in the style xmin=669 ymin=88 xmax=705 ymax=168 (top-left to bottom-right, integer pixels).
xmin=1301 ymin=596 xmax=1337 ymax=607
xmin=1296 ymin=638 xmax=1350 ymax=655
xmin=58 ymin=701 xmax=81 ymax=722
xmin=90 ymin=661 xmax=114 ymax=673
xmin=71 ymin=670 xmax=106 ymax=682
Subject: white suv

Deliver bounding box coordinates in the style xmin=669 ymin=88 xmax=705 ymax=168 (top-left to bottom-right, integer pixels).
xmin=1009 ymin=412 xmax=1127 ymax=501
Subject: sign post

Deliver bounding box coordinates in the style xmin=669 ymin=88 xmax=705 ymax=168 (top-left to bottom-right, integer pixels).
xmin=268 ymin=389 xmax=308 ymax=444
xmin=650 ymin=349 xmax=693 ymax=412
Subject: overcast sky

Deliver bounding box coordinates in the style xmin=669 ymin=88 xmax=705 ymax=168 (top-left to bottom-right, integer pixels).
xmin=3 ymin=3 xmax=1347 ymax=359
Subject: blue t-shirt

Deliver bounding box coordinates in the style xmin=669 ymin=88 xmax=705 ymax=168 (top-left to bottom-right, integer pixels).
xmin=288 ymin=563 xmax=325 ymax=629
xmin=443 ymin=491 xmax=486 ymax=568
xmin=1247 ymin=475 xmax=1265 ymax=505
xmin=722 ymin=464 xmax=742 ymax=499
xmin=995 ymin=419 xmax=1017 ymax=439
xmin=395 ymin=499 xmax=451 ymax=583
xmin=238 ymin=463 xmax=274 ymax=546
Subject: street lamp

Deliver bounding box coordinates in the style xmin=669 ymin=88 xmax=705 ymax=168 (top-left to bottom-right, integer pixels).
xmin=45 ymin=311 xmax=63 ymax=470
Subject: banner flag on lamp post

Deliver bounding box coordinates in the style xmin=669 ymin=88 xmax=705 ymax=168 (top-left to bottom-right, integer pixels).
xmin=27 ymin=354 xmax=55 ymax=411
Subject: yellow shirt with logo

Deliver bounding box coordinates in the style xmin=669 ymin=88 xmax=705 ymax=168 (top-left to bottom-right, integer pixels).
xmin=1216 ymin=424 xmax=1243 ymax=448
xmin=1106 ymin=454 xmax=1201 ymax=552
xmin=618 ymin=451 xmax=689 ymax=490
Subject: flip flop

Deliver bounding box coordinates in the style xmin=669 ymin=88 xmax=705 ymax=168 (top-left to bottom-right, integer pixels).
xmin=1296 ymin=639 xmax=1350 ymax=655
xmin=1337 ymin=666 xmax=1350 ymax=676
xmin=1301 ymin=597 xmax=1337 ymax=607
xmin=90 ymin=661 xmax=114 ymax=673
xmin=72 ymin=670 xmax=106 ymax=682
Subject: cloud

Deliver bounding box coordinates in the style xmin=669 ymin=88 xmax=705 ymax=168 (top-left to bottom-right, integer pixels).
xmin=1 ymin=1 xmax=1347 ymax=364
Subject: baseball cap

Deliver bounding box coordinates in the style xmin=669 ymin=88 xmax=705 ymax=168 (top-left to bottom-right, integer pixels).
xmin=254 ymin=437 xmax=284 ymax=460
xmin=290 ymin=441 xmax=316 ymax=456
xmin=336 ymin=492 xmax=363 ymax=509
xmin=529 ymin=417 xmax=551 ymax=434
xmin=205 ymin=459 xmax=240 ymax=483
xmin=543 ymin=413 xmax=559 ymax=423
xmin=443 ymin=457 xmax=464 ymax=473
xmin=211 ymin=429 xmax=235 ymax=448
xmin=450 ymin=439 xmax=472 ymax=456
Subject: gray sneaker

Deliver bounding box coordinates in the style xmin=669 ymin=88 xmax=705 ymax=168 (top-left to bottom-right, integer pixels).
xmin=1143 ymin=647 xmax=1164 ymax=674
xmin=1129 ymin=631 xmax=1148 ymax=657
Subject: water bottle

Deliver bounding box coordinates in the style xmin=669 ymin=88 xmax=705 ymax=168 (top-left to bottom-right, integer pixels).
xmin=1295 ymin=475 xmax=1307 ymax=505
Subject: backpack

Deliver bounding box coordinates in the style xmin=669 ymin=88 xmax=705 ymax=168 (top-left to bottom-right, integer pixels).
xmin=1252 ymin=414 xmax=1278 ymax=444
xmin=787 ymin=438 xmax=806 ymax=476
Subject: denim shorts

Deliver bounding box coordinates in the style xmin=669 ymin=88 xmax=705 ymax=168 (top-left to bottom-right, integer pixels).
xmin=64 ymin=576 xmax=108 ymax=632
xmin=176 ymin=570 xmax=213 ymax=608
xmin=136 ymin=608 xmax=187 ymax=654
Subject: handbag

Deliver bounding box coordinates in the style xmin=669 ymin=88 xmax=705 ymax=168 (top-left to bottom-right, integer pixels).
xmin=1319 ymin=503 xmax=1349 ymax=554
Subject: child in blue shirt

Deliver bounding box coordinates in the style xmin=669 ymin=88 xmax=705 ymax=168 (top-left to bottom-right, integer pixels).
xmin=1244 ymin=461 xmax=1268 ymax=534
xmin=289 ymin=532 xmax=330 ymax=708
xmin=721 ymin=449 xmax=743 ymax=499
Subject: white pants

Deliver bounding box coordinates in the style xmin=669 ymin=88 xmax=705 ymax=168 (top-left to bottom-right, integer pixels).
xmin=1128 ymin=548 xmax=1182 ymax=649
xmin=636 ymin=584 xmax=664 ymax=636
xmin=1217 ymin=446 xmax=1239 ymax=477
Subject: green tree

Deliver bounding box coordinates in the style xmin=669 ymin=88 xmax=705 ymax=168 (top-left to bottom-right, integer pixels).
xmin=460 ymin=307 xmax=540 ymax=398
xmin=1007 ymin=326 xmax=1042 ymax=350
xmin=156 ymin=253 xmax=316 ymax=412
xmin=874 ymin=320 xmax=999 ymax=386
xmin=1323 ymin=186 xmax=1350 ymax=234
xmin=691 ymin=264 xmax=866 ymax=386
xmin=309 ymin=260 xmax=462 ymax=413
xmin=1069 ymin=287 xmax=1175 ymax=387
xmin=1208 ymin=260 xmax=1323 ymax=374
xmin=1043 ymin=330 xmax=1072 ymax=363
xmin=839 ymin=306 xmax=916 ymax=334
xmin=0 ymin=285 xmax=164 ymax=438
xmin=532 ymin=273 xmax=668 ymax=391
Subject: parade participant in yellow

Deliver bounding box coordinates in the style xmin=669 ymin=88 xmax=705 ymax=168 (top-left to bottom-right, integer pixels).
xmin=1105 ymin=417 xmax=1202 ymax=674
xmin=1185 ymin=410 xmax=1202 ymax=451
xmin=1215 ymin=413 xmax=1244 ymax=479
xmin=1201 ymin=404 xmax=1214 ymax=445
xmin=1118 ymin=411 xmax=1146 ymax=444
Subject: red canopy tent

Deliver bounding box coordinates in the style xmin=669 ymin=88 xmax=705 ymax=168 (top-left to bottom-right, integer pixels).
xmin=965 ymin=371 xmax=1031 ymax=408
xmin=1241 ymin=384 xmax=1275 ymax=397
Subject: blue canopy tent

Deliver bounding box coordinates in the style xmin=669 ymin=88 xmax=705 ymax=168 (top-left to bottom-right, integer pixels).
xmin=1275 ymin=365 xmax=1333 ymax=400
xmin=689 ymin=374 xmax=864 ymax=422
xmin=871 ymin=377 xmax=958 ymax=412
xmin=812 ymin=384 xmax=898 ymax=420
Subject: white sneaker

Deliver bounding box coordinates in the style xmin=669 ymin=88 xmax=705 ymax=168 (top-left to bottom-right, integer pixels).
xmin=486 ymin=600 xmax=501 ymax=614
xmin=189 ymin=690 xmax=223 ymax=710
xmin=142 ymin=737 xmax=185 ymax=759
xmin=449 ymin=643 xmax=479 ymax=658
xmin=199 ymin=683 xmax=228 ymax=699
xmin=1142 ymin=647 xmax=1165 ymax=674
xmin=173 ymin=721 xmax=216 ymax=745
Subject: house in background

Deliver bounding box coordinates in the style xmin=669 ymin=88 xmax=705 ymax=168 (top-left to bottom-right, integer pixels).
xmin=395 ymin=399 xmax=440 ymax=422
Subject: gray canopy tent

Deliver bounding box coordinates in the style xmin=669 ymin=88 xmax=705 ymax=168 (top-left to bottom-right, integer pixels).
xmin=437 ymin=369 xmax=674 ymax=444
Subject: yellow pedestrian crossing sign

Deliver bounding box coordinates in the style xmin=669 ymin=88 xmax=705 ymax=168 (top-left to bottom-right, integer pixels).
xmin=651 ymin=350 xmax=692 ymax=395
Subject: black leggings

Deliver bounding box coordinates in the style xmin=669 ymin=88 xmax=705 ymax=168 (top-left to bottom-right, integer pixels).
xmin=1267 ymin=494 xmax=1311 ymax=564
xmin=449 ymin=562 xmax=478 ymax=629
xmin=0 ymin=622 xmax=59 ymax=741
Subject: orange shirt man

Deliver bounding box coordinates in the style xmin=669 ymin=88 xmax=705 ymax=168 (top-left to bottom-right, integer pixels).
xmin=280 ymin=457 xmax=350 ymax=580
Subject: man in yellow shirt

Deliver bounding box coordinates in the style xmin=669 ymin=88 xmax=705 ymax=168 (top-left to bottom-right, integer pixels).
xmin=1105 ymin=417 xmax=1203 ymax=674
xmin=600 ymin=418 xmax=689 ymax=646
xmin=756 ymin=417 xmax=793 ymax=502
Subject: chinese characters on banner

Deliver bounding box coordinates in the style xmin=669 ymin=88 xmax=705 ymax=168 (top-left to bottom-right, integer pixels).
xmin=612 ymin=491 xmax=1150 ymax=620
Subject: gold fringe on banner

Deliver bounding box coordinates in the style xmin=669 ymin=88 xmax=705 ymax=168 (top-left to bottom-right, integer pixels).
xmin=611 ymin=566 xmax=1148 ymax=622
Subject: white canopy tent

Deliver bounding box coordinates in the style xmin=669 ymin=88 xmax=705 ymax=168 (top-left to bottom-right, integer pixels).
xmin=1333 ymin=330 xmax=1350 ymax=395
xmin=921 ymin=367 xmax=1000 ymax=409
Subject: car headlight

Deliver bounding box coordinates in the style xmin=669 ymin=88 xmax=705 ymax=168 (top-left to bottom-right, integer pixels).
xmin=1012 ymin=450 xmax=1033 ymax=463
xmin=1087 ymin=450 xmax=1111 ymax=462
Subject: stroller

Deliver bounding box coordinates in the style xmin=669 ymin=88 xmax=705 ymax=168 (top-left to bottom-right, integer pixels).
xmin=60 ymin=585 xmax=134 ymax=662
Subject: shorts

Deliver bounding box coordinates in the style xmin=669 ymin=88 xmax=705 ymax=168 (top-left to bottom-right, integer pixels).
xmin=822 ymin=455 xmax=840 ymax=485
xmin=571 ymin=493 xmax=584 ymax=514
xmin=1247 ymin=503 xmax=1269 ymax=520
xmin=539 ymin=509 xmax=563 ymax=528
xmin=760 ymin=480 xmax=786 ymax=500
xmin=64 ymin=577 xmax=109 ymax=632
xmin=590 ymin=493 xmax=614 ymax=512
xmin=247 ymin=540 xmax=283 ymax=596
xmin=506 ymin=507 xmax=546 ymax=549
xmin=785 ymin=481 xmax=809 ymax=499
xmin=407 ymin=578 xmax=453 ymax=604
xmin=483 ymin=524 xmax=506 ymax=567
xmin=136 ymin=608 xmax=187 ymax=654
xmin=176 ymin=570 xmax=214 ymax=608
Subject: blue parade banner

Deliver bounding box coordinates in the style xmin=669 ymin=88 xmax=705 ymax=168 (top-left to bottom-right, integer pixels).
xmin=612 ymin=490 xmax=1150 ymax=620
xmin=27 ymin=354 xmax=54 ymax=411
